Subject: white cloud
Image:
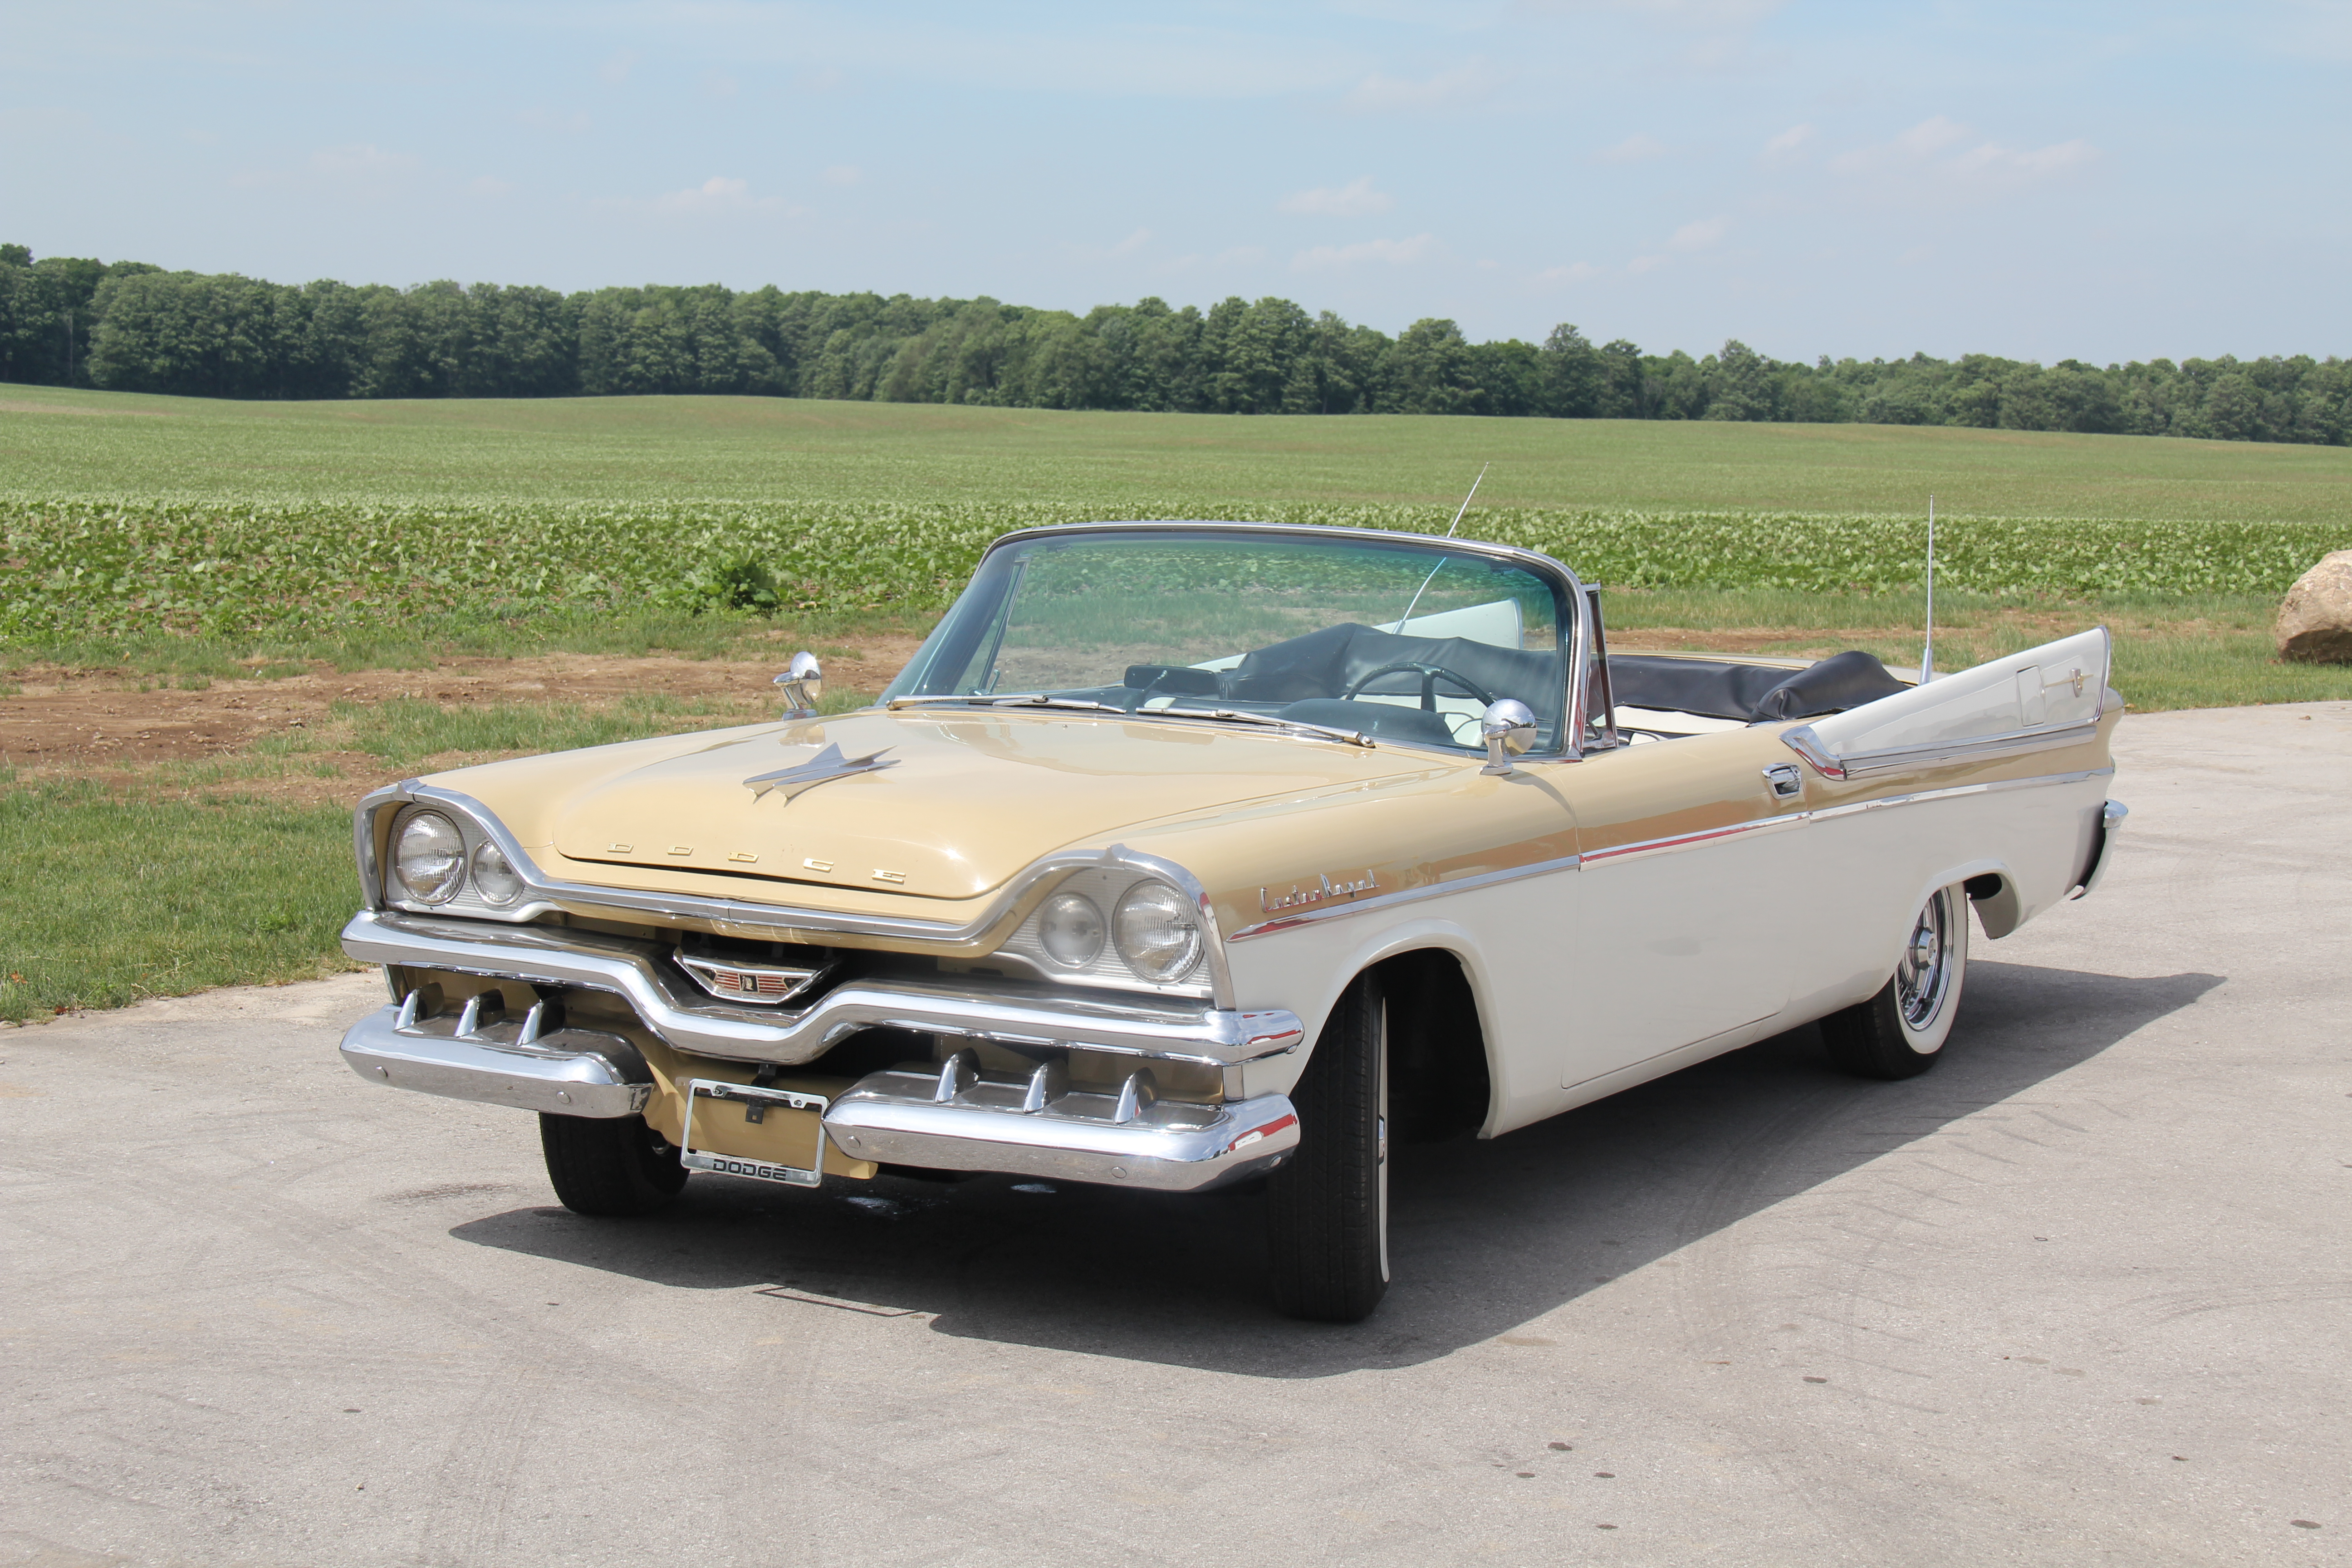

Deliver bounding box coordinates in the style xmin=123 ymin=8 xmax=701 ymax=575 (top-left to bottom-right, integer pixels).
xmin=1669 ymin=215 xmax=1730 ymax=250
xmin=703 ymin=72 xmax=739 ymax=99
xmin=1761 ymin=122 xmax=1813 ymax=158
xmin=599 ymin=49 xmax=637 ymax=86
xmin=230 ymin=141 xmax=416 ymax=192
xmin=1075 ymin=227 xmax=1153 ymax=262
xmin=616 ymin=174 xmax=809 ymax=217
xmin=468 ymin=175 xmax=515 ymax=197
xmin=1830 ymin=117 xmax=2102 ymax=191
xmin=1290 ymin=233 xmax=1437 ymax=270
xmin=1343 ymin=61 xmax=1499 ymax=112
xmin=1626 ymin=253 xmax=1670 ymax=274
xmin=1281 ymin=176 xmax=1393 ymax=216
xmin=821 ymin=164 xmax=863 ymax=186
xmin=1537 ymin=261 xmax=1602 ymax=284
xmin=1593 ymin=133 xmax=1667 ymax=164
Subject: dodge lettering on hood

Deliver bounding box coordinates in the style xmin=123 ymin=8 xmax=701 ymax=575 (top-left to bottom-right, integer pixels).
xmin=338 ymin=521 xmax=2124 ymax=1322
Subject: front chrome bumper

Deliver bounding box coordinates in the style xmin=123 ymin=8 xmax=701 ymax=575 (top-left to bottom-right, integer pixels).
xmin=825 ymin=1059 xmax=1299 ymax=1191
xmin=336 ymin=1006 xmax=1299 ymax=1192
xmin=339 ymin=1000 xmax=654 ymax=1118
xmin=340 ymin=910 xmax=1303 ymax=1068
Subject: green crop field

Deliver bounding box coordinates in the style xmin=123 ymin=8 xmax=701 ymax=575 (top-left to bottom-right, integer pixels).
xmin=4 ymin=384 xmax=2351 ymax=647
xmin=5 ymin=382 xmax=2350 ymax=520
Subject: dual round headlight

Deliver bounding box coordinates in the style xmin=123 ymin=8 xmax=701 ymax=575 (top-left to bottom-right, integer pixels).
xmin=392 ymin=810 xmax=523 ymax=907
xmin=1036 ymin=879 xmax=1201 ymax=983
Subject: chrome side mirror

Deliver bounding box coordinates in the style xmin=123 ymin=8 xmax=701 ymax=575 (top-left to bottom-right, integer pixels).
xmin=774 ymin=651 xmax=823 ymax=719
xmin=1480 ymin=699 xmax=1537 ymax=775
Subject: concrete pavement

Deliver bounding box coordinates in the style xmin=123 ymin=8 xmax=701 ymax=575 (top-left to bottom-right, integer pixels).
xmin=2 ymin=702 xmax=2347 ymax=1567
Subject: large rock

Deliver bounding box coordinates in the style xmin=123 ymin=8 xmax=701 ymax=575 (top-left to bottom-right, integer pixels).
xmin=2276 ymin=549 xmax=2352 ymax=664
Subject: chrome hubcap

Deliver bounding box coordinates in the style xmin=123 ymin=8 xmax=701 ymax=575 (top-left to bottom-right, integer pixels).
xmin=1896 ymin=894 xmax=1950 ymax=1030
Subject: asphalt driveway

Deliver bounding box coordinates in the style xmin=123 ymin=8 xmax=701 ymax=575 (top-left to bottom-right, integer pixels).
xmin=3 ymin=702 xmax=2346 ymax=1567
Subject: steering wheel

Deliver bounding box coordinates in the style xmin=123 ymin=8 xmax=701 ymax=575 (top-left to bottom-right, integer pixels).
xmin=1341 ymin=661 xmax=1499 ymax=712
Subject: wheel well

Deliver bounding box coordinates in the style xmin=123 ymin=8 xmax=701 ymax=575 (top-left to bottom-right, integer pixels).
xmin=1377 ymin=948 xmax=1490 ymax=1144
xmin=1964 ymin=871 xmax=2023 ymax=939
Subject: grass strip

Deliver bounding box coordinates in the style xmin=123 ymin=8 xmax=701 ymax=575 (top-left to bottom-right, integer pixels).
xmin=0 ymin=779 xmax=360 ymax=1021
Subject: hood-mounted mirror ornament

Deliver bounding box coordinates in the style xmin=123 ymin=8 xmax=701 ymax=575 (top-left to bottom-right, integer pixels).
xmin=774 ymin=651 xmax=823 ymax=720
xmin=1480 ymin=699 xmax=1537 ymax=776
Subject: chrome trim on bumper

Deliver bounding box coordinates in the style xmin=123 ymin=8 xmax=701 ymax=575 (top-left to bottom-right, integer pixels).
xmin=824 ymin=1060 xmax=1300 ymax=1192
xmin=2071 ymin=798 xmax=2127 ymax=898
xmin=340 ymin=909 xmax=1303 ymax=1068
xmin=338 ymin=1003 xmax=654 ymax=1118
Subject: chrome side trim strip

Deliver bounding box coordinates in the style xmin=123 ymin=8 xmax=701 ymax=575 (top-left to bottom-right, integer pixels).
xmin=358 ymin=784 xmax=1233 ymax=1007
xmin=1225 ymin=853 xmax=1582 ymax=942
xmin=1784 ymin=719 xmax=2102 ymax=780
xmin=340 ymin=910 xmax=1301 ymax=1068
xmin=1579 ymin=812 xmax=1807 ymax=867
xmin=1804 ymin=766 xmax=2112 ymax=823
xmin=1222 ymin=766 xmax=2112 ymax=941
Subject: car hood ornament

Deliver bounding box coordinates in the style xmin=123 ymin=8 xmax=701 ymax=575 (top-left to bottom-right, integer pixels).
xmin=741 ymin=741 xmax=899 ymax=804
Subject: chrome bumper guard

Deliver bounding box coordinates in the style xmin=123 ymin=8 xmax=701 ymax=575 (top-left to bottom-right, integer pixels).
xmin=338 ymin=1008 xmax=1300 ymax=1191
xmin=825 ymin=1055 xmax=1301 ymax=1192
xmin=340 ymin=909 xmax=1303 ymax=1068
xmin=339 ymin=999 xmax=654 ymax=1118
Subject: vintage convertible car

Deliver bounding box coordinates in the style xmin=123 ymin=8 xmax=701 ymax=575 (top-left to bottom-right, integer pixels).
xmin=337 ymin=521 xmax=2125 ymax=1321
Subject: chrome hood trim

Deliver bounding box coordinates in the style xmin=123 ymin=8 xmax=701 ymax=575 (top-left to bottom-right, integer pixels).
xmin=355 ymin=780 xmax=1236 ymax=1007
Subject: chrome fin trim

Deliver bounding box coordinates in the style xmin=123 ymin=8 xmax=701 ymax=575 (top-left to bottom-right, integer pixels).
xmin=1783 ymin=718 xmax=2103 ymax=780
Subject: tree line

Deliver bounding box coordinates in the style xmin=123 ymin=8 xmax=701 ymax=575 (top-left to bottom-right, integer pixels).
xmin=4 ymin=242 xmax=2346 ymax=446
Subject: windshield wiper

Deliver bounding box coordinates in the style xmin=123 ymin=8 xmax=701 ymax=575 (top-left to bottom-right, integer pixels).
xmin=888 ymin=693 xmax=1376 ymax=748
xmin=1155 ymin=706 xmax=1377 ymax=749
xmin=887 ymin=693 xmax=1132 ymax=715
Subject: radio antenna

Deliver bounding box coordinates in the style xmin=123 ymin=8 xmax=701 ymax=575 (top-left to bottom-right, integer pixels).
xmin=1918 ymin=495 xmax=1936 ymax=685
xmin=1392 ymin=463 xmax=1490 ymax=632
xmin=1445 ymin=461 xmax=1489 ymax=539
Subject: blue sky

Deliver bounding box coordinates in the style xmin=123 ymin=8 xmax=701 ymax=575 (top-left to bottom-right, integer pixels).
xmin=5 ymin=2 xmax=2346 ymax=363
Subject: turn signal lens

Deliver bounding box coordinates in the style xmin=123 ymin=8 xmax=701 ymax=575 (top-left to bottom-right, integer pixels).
xmin=393 ymin=812 xmax=466 ymax=904
xmin=470 ymin=838 xmax=525 ymax=906
xmin=1038 ymin=891 xmax=1106 ymax=967
xmin=1112 ymin=880 xmax=1200 ymax=982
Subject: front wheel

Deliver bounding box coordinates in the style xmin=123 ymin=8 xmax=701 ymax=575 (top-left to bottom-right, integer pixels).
xmin=1266 ymin=971 xmax=1389 ymax=1322
xmin=1820 ymin=883 xmax=1970 ymax=1080
xmin=539 ymin=1112 xmax=688 ymax=1216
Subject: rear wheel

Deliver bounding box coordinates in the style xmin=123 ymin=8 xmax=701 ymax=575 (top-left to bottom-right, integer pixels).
xmin=1267 ymin=972 xmax=1389 ymax=1322
xmin=1820 ymin=883 xmax=1970 ymax=1080
xmin=539 ymin=1112 xmax=688 ymax=1216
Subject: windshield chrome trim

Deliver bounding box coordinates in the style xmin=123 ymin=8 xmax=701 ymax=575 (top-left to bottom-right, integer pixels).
xmin=355 ymin=783 xmax=1236 ymax=1008
xmin=946 ymin=520 xmax=1592 ymax=763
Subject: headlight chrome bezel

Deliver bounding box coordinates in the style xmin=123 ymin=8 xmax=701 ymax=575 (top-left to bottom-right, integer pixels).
xmin=999 ymin=867 xmax=1211 ymax=997
xmin=1112 ymin=879 xmax=1204 ymax=983
xmin=391 ymin=809 xmax=468 ymax=905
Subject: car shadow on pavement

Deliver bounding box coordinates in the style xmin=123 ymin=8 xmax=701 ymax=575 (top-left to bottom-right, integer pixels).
xmin=449 ymin=960 xmax=2221 ymax=1376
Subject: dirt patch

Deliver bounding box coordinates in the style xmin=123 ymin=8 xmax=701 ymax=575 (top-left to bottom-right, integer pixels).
xmin=0 ymin=636 xmax=926 ymax=806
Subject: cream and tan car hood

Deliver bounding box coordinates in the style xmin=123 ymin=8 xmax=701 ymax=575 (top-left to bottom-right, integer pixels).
xmin=432 ymin=708 xmax=1423 ymax=903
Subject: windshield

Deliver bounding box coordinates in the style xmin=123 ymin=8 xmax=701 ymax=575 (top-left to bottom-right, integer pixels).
xmin=885 ymin=528 xmax=1574 ymax=754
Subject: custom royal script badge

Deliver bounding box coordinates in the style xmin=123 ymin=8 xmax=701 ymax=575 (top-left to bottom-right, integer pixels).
xmin=1259 ymin=871 xmax=1378 ymax=913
